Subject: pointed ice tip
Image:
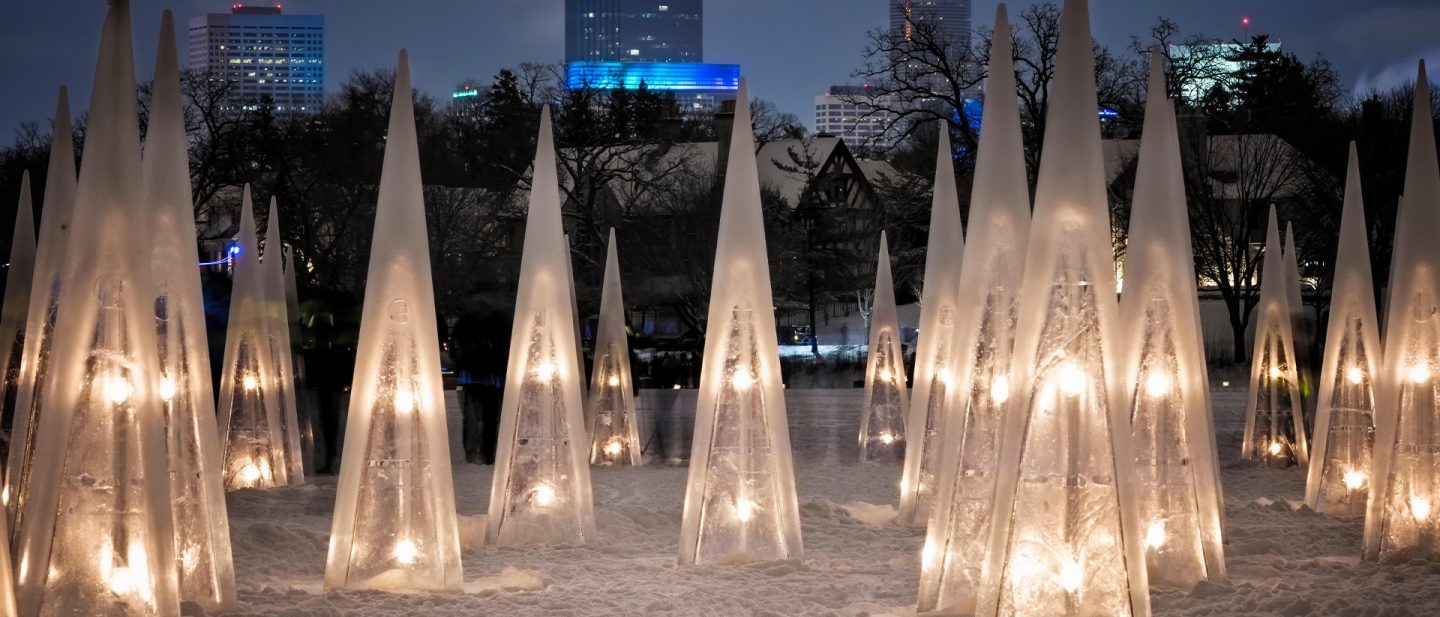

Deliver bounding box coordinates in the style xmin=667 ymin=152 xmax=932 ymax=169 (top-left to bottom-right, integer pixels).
xmin=996 ymin=3 xmax=1008 ymax=23
xmin=879 ymin=230 xmax=889 ymax=252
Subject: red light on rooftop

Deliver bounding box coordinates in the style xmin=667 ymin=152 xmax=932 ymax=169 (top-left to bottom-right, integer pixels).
xmin=1242 ymin=17 xmax=1250 ymax=26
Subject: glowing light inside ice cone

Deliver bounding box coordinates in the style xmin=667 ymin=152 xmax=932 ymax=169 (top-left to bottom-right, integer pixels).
xmin=1144 ymin=372 xmax=1172 ymax=398
xmin=735 ymin=498 xmax=755 ymax=522
xmin=921 ymin=536 xmax=939 ymax=569
xmin=532 ymin=483 xmax=557 ymax=507
xmin=607 ymin=375 xmax=620 ymax=387
xmin=1346 ymin=367 xmax=1364 ymax=385
xmin=1268 ymin=366 xmax=1283 ymax=380
xmin=879 ymin=368 xmax=895 ymax=383
xmin=878 ymin=432 xmax=896 ymax=445
xmin=99 ymin=542 xmax=153 ymax=603
xmin=731 ymin=371 xmax=755 ymax=391
xmin=2 ymin=485 xmax=9 ymax=506
xmin=1408 ymin=364 xmax=1431 ymax=384
xmin=990 ymin=376 xmax=1010 ymax=404
xmin=1411 ymin=496 xmax=1431 ymax=521
xmin=1144 ymin=520 xmax=1166 ymax=549
xmin=103 ymin=375 xmax=133 ymax=404
xmin=242 ymin=373 xmax=259 ymax=391
xmin=936 ymin=368 xmax=954 ymax=387
xmin=534 ymin=362 xmax=557 ymax=382
xmin=158 ymin=376 xmax=177 ymax=402
xmin=394 ymin=386 xmax=417 ymax=415
xmin=393 ymin=539 xmax=418 ymax=564
xmin=1058 ymin=557 xmax=1084 ymax=593
xmin=604 ymin=439 xmax=623 ymax=457
xmin=1057 ymin=363 xmax=1085 ymax=396
xmin=1268 ymin=441 xmax=1283 ymax=456
xmin=1343 ymin=470 xmax=1367 ymax=491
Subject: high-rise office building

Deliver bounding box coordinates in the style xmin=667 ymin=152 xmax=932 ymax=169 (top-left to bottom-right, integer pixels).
xmin=814 ymin=86 xmax=901 ymax=152
xmin=566 ymin=0 xmax=703 ymax=64
xmin=187 ymin=4 xmax=325 ymax=114
xmin=889 ymin=0 xmax=971 ymax=47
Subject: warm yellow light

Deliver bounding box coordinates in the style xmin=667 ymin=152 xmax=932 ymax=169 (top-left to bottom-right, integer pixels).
xmin=533 ymin=483 xmax=557 ymax=507
xmin=672 ymin=384 xmax=682 ymax=390
xmin=1144 ymin=520 xmax=1166 ymax=549
xmin=878 ymin=432 xmax=896 ymax=445
xmin=1058 ymin=558 xmax=1084 ymax=593
xmin=242 ymin=373 xmax=259 ymax=391
xmin=607 ymin=375 xmax=620 ymax=387
xmin=603 ymin=439 xmax=623 ymax=457
xmin=103 ymin=375 xmax=133 ymax=404
xmin=1268 ymin=366 xmax=1283 ymax=380
xmin=158 ymin=376 xmax=177 ymax=402
xmin=731 ymin=371 xmax=755 ymax=391
xmin=393 ymin=539 xmax=418 ymax=564
xmin=1268 ymin=441 xmax=1283 ymax=456
xmin=1408 ymin=364 xmax=1432 ymax=384
xmin=1346 ymin=367 xmax=1364 ymax=385
xmin=1221 ymin=380 xmax=1231 ymax=387
xmin=1144 ymin=372 xmax=1172 ymax=398
xmin=534 ymin=362 xmax=558 ymax=382
xmin=394 ymin=387 xmax=417 ymax=415
xmin=1057 ymin=363 xmax=1085 ymax=396
xmin=1 ymin=485 xmax=8 ymax=506
xmin=921 ymin=536 xmax=939 ymax=569
xmin=990 ymin=376 xmax=1010 ymax=404
xmin=1412 ymin=496 xmax=1431 ymax=521
xmin=1343 ymin=470 xmax=1367 ymax=491
xmin=239 ymin=463 xmax=262 ymax=485
xmin=936 ymin=368 xmax=954 ymax=387
xmin=735 ymin=498 xmax=755 ymax=522
xmin=879 ymin=368 xmax=895 ymax=383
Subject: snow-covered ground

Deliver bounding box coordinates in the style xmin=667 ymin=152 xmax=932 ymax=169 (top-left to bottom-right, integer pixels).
xmin=222 ymin=386 xmax=1435 ymax=616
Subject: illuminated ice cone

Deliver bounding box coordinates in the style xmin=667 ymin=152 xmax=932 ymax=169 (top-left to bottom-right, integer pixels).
xmin=326 ymin=51 xmax=463 ymax=591
xmin=1365 ymin=62 xmax=1440 ymax=561
xmin=1116 ymin=50 xmax=1226 ymax=591
xmin=1241 ymin=208 xmax=1308 ymax=468
xmin=1305 ymin=144 xmax=1379 ymax=518
xmin=262 ymin=198 xmax=306 ymax=483
xmin=487 ymin=107 xmax=596 ymax=546
xmin=1284 ymin=223 xmax=1315 ymax=417
xmin=217 ymin=188 xmax=291 ymax=490
xmin=916 ymin=6 xmax=1031 ymax=610
xmin=973 ymin=1 xmax=1150 ymax=614
xmin=587 ymin=229 xmax=642 ymax=466
xmin=0 ymin=511 xmax=15 ymax=614
xmin=566 ymin=234 xmax=588 ymax=403
xmin=897 ymin=124 xmax=965 ymax=524
xmin=678 ymin=79 xmax=803 ymax=566
xmin=859 ymin=232 xmax=908 ymax=463
xmin=12 ymin=1 xmax=181 ymax=613
xmin=0 ymin=172 xmax=36 ymax=435
xmin=3 ymin=87 xmax=77 ymax=534
xmin=143 ymin=11 xmax=236 ymax=609
xmin=283 ymin=245 xmax=319 ymax=472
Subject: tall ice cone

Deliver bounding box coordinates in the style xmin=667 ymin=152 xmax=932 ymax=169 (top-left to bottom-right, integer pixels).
xmin=678 ymin=79 xmax=803 ymax=565
xmin=587 ymin=229 xmax=642 ymax=466
xmin=0 ymin=172 xmax=36 ymax=442
xmin=262 ymin=198 xmax=306 ymax=483
xmin=859 ymin=231 xmax=908 ymax=462
xmin=1241 ymin=208 xmax=1308 ymax=467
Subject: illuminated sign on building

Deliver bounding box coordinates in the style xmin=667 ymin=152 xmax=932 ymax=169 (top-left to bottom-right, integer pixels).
xmin=565 ymin=62 xmax=740 ymax=92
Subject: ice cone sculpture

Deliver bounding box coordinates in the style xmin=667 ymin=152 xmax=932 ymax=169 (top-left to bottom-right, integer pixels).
xmin=1241 ymin=208 xmax=1308 ymax=468
xmin=587 ymin=229 xmax=642 ymax=466
xmin=678 ymin=79 xmax=803 ymax=566
xmin=12 ymin=1 xmax=182 ymax=613
xmin=973 ymin=1 xmax=1150 ymax=614
xmin=916 ymin=5 xmax=1031 ymax=611
xmin=1115 ymin=50 xmax=1226 ymax=591
xmin=859 ymin=232 xmax=908 ymax=462
xmin=1365 ymin=62 xmax=1440 ymax=561
xmin=487 ymin=107 xmax=596 ymax=546
xmin=262 ymin=198 xmax=306 ymax=482
xmin=218 ymin=188 xmax=292 ymax=490
xmin=326 ymin=51 xmax=463 ymax=591
xmin=897 ymin=124 xmax=965 ymax=524
xmin=143 ymin=11 xmax=236 ymax=609
xmin=1305 ymin=144 xmax=1380 ymax=517
xmin=4 ymin=88 xmax=77 ymax=532
xmin=0 ymin=173 xmax=36 ymax=434
xmin=566 ymin=234 xmax=588 ymax=402
xmin=1284 ymin=223 xmax=1315 ymax=415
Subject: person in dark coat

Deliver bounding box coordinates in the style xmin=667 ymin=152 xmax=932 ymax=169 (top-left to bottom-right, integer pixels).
xmin=450 ymin=307 xmax=511 ymax=464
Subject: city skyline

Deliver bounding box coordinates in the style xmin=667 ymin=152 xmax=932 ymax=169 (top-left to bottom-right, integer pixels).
xmin=1 ymin=0 xmax=1437 ymax=135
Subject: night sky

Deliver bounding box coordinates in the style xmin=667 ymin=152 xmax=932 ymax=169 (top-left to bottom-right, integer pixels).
xmin=1 ymin=0 xmax=1437 ymax=135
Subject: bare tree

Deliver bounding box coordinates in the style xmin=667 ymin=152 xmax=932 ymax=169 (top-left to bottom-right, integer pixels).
xmin=850 ymin=18 xmax=984 ymax=159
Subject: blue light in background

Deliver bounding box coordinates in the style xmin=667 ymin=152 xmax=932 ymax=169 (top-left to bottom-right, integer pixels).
xmin=565 ymin=62 xmax=740 ymax=92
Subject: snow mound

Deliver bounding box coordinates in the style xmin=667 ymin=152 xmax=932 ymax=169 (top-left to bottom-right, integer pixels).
xmin=465 ymin=567 xmax=546 ymax=595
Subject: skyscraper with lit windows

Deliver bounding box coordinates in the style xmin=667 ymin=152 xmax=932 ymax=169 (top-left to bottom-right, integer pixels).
xmin=565 ymin=0 xmax=703 ymax=63
xmin=187 ymin=4 xmax=325 ymax=114
xmin=889 ymin=0 xmax=971 ymax=47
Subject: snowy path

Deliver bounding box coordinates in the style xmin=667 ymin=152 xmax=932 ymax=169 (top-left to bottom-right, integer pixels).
xmin=221 ymin=387 xmax=1438 ymax=616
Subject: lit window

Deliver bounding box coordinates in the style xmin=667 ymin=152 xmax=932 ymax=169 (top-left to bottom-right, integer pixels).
xmin=658 ymin=4 xmax=669 ymax=9
xmin=629 ymin=49 xmax=640 ymax=56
